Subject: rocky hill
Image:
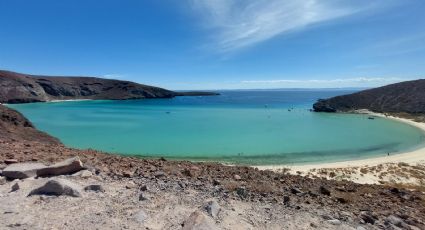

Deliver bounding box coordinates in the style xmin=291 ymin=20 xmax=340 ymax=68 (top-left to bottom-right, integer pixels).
xmin=313 ymin=79 xmax=425 ymax=114
xmin=0 ymin=70 xmax=218 ymax=103
xmin=0 ymin=105 xmax=60 ymax=144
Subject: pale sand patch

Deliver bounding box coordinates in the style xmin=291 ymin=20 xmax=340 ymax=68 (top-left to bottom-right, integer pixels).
xmin=47 ymin=99 xmax=93 ymax=103
xmin=256 ymin=111 xmax=425 ymax=176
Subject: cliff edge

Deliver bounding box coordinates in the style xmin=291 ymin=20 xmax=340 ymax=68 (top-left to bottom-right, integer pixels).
xmin=313 ymin=79 xmax=425 ymax=114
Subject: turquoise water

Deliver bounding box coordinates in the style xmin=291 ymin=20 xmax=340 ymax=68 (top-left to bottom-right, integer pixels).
xmin=7 ymin=90 xmax=425 ymax=165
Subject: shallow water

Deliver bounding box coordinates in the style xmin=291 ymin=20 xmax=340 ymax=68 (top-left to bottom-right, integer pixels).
xmin=8 ymin=90 xmax=425 ymax=165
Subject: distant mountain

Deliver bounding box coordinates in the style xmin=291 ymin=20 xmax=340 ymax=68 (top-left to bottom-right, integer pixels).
xmin=313 ymin=79 xmax=425 ymax=114
xmin=0 ymin=70 xmax=218 ymax=103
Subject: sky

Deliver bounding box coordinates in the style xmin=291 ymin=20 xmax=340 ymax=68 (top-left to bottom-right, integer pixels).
xmin=0 ymin=0 xmax=424 ymax=90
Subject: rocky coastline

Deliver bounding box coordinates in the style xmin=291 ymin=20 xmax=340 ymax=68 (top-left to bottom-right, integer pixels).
xmin=1 ymin=75 xmax=425 ymax=229
xmin=1 ymin=102 xmax=425 ymax=229
xmin=312 ymin=79 xmax=425 ymax=119
xmin=0 ymin=70 xmax=218 ymax=104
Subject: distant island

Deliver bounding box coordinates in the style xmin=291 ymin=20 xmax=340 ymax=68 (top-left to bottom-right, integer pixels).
xmin=0 ymin=70 xmax=219 ymax=104
xmin=313 ymin=79 xmax=425 ymax=117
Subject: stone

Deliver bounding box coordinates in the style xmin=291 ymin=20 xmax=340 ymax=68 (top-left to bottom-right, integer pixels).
xmin=327 ymin=219 xmax=341 ymax=225
xmin=84 ymin=184 xmax=105 ymax=192
xmin=212 ymin=179 xmax=221 ymax=186
xmin=356 ymin=226 xmax=367 ymax=230
xmin=10 ymin=182 xmax=20 ymax=192
xmin=4 ymin=159 xmax=18 ymax=165
xmin=139 ymin=185 xmax=148 ymax=191
xmin=0 ymin=176 xmax=6 ymax=185
xmin=139 ymin=193 xmax=148 ymax=201
xmin=125 ymin=181 xmax=136 ymax=189
xmin=134 ymin=209 xmax=148 ymax=223
xmin=73 ymin=170 xmax=93 ymax=179
xmin=29 ymin=179 xmax=82 ymax=197
xmin=283 ymin=195 xmax=290 ymax=205
xmin=154 ymin=171 xmax=165 ymax=178
xmin=386 ymin=215 xmax=404 ymax=227
xmin=319 ymin=186 xmax=331 ymax=196
xmin=2 ymin=157 xmax=83 ymax=180
xmin=236 ymin=187 xmax=248 ymax=199
xmin=204 ymin=200 xmax=220 ymax=219
xmin=122 ymin=171 xmax=134 ymax=178
xmin=359 ymin=211 xmax=376 ymax=225
xmin=2 ymin=163 xmax=46 ymax=179
xmin=182 ymin=211 xmax=217 ymax=230
xmin=233 ymin=175 xmax=241 ymax=180
xmin=37 ymin=157 xmax=84 ymax=177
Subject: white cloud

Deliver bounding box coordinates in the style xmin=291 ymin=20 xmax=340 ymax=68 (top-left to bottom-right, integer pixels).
xmin=240 ymin=77 xmax=409 ymax=88
xmin=241 ymin=77 xmax=404 ymax=84
xmin=189 ymin=0 xmax=376 ymax=52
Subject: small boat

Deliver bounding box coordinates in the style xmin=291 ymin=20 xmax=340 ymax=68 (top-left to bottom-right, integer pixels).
xmin=368 ymin=116 xmax=375 ymax=120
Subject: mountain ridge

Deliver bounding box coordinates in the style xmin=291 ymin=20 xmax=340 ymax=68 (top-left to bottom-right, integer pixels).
xmin=313 ymin=79 xmax=425 ymax=114
xmin=0 ymin=70 xmax=218 ymax=104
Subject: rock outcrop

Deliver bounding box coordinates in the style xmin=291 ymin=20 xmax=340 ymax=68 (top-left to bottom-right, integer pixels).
xmin=28 ymin=178 xmax=82 ymax=197
xmin=2 ymin=157 xmax=84 ymax=179
xmin=0 ymin=70 xmax=218 ymax=104
xmin=313 ymin=79 xmax=425 ymax=114
xmin=0 ymin=104 xmax=60 ymax=144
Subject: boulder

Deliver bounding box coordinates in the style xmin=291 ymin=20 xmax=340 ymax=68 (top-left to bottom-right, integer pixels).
xmin=182 ymin=211 xmax=217 ymax=230
xmin=38 ymin=157 xmax=83 ymax=177
xmin=2 ymin=163 xmax=46 ymax=179
xmin=29 ymin=179 xmax=82 ymax=197
xmin=2 ymin=157 xmax=84 ymax=180
xmin=204 ymin=200 xmax=220 ymax=219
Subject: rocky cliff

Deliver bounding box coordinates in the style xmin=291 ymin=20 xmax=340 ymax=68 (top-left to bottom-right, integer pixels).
xmin=313 ymin=79 xmax=425 ymax=114
xmin=0 ymin=70 xmax=218 ymax=103
xmin=0 ymin=104 xmax=60 ymax=144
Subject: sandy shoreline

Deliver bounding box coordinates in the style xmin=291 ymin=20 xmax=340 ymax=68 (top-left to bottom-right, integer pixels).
xmin=256 ymin=111 xmax=425 ymax=172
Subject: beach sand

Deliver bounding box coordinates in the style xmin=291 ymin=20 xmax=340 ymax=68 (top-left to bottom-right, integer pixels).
xmin=256 ymin=111 xmax=425 ymax=185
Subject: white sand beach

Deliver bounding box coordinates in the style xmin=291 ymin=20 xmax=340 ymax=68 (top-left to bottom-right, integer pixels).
xmin=256 ymin=111 xmax=425 ymax=184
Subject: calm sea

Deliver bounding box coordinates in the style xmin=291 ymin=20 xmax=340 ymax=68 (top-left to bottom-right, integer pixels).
xmin=7 ymin=89 xmax=425 ymax=165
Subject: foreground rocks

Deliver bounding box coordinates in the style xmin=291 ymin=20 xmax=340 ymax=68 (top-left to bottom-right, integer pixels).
xmin=182 ymin=211 xmax=217 ymax=230
xmin=2 ymin=157 xmax=83 ymax=179
xmin=28 ymin=179 xmax=82 ymax=197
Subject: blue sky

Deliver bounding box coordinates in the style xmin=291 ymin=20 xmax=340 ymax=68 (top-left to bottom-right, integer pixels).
xmin=0 ymin=0 xmax=424 ymax=90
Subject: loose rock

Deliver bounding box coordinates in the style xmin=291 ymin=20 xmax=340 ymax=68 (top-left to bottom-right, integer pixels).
xmin=386 ymin=215 xmax=404 ymax=227
xmin=84 ymin=184 xmax=105 ymax=192
xmin=2 ymin=163 xmax=46 ymax=179
xmin=204 ymin=200 xmax=220 ymax=219
xmin=10 ymin=182 xmax=20 ymax=192
xmin=319 ymin=186 xmax=331 ymax=196
xmin=29 ymin=179 xmax=82 ymax=197
xmin=37 ymin=157 xmax=84 ymax=177
xmin=182 ymin=210 xmax=217 ymax=230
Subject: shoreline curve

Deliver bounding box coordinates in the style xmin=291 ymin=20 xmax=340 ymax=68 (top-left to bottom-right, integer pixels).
xmin=256 ymin=111 xmax=425 ymax=172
